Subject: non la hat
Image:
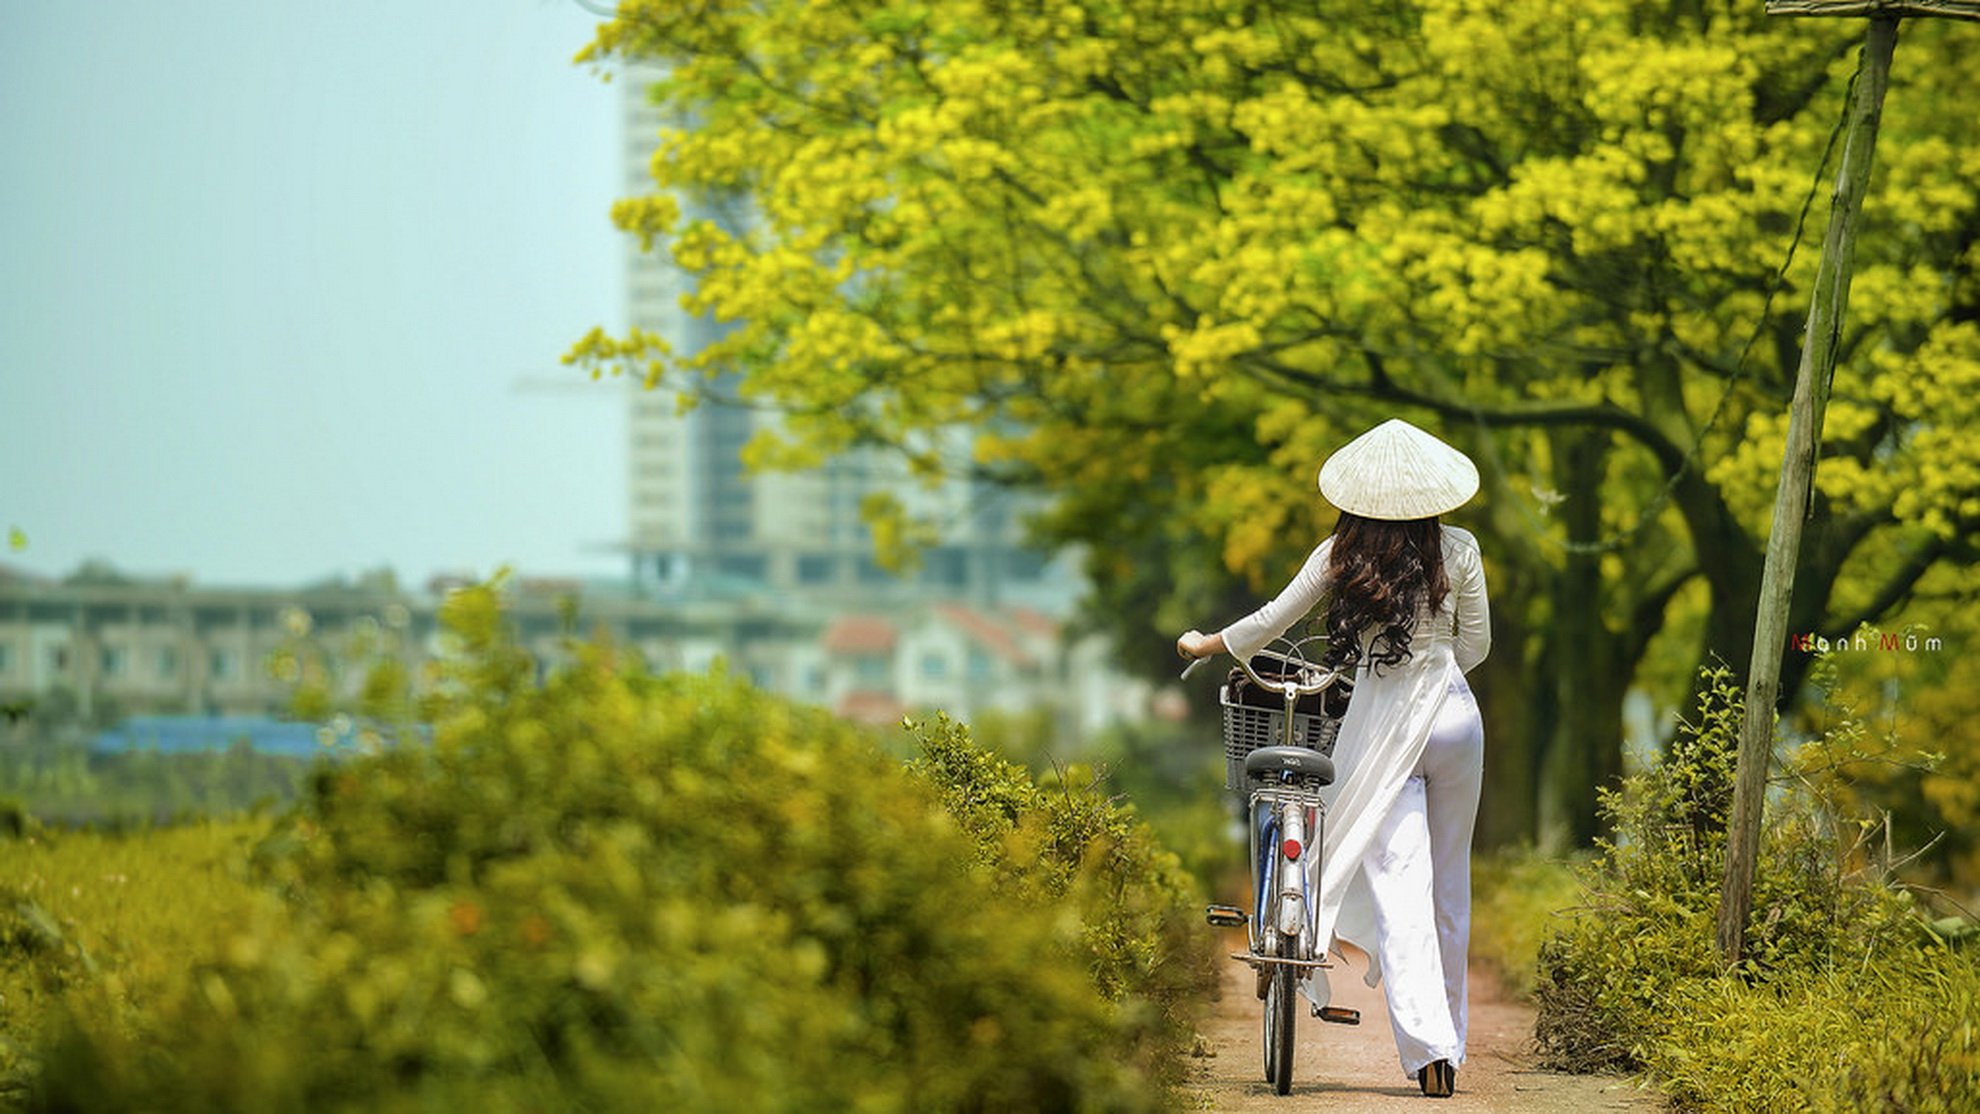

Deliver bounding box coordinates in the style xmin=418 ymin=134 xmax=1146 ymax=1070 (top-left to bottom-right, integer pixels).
xmin=1316 ymin=418 xmax=1480 ymax=520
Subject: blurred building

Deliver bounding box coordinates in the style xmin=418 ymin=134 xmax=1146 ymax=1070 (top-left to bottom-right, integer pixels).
xmin=0 ymin=564 xmax=1150 ymax=743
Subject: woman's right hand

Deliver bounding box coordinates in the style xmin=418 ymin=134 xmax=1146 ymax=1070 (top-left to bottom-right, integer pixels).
xmin=1176 ymin=629 xmax=1222 ymax=661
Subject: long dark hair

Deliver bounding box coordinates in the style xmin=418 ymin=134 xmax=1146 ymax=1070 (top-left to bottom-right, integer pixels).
xmin=1322 ymin=512 xmax=1449 ymax=673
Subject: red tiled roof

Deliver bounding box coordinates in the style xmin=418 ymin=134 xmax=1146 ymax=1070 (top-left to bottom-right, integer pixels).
xmin=933 ymin=603 xmax=1032 ymax=666
xmin=1007 ymin=607 xmax=1060 ymax=639
xmin=837 ymin=690 xmax=908 ymax=727
xmin=822 ymin=614 xmax=898 ymax=655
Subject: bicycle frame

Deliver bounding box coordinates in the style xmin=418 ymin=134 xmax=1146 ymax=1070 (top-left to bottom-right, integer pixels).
xmin=1187 ymin=639 xmax=1351 ymax=1094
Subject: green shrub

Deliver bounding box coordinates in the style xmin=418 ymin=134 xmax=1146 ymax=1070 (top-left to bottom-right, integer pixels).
xmin=0 ymin=798 xmax=35 ymax=840
xmin=906 ymin=714 xmax=1217 ymax=1027
xmin=1079 ymin=718 xmax=1243 ymax=895
xmin=1533 ymin=664 xmax=1975 ymax=1109
xmin=29 ymin=585 xmax=1197 ymax=1113
xmin=0 ymin=737 xmax=316 ymax=827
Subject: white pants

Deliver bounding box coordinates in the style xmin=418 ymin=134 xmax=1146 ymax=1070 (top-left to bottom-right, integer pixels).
xmin=1364 ymin=678 xmax=1484 ymax=1076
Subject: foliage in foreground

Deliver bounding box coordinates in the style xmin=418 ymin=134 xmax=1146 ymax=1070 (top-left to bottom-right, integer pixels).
xmin=1534 ymin=666 xmax=1980 ymax=1111
xmin=23 ymin=585 xmax=1207 ymax=1112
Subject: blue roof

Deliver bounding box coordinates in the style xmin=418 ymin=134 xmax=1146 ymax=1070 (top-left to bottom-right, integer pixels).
xmin=92 ymin=715 xmax=325 ymax=758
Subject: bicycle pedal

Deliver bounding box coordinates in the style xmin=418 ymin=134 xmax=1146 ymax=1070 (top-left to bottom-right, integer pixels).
xmin=1204 ymin=904 xmax=1247 ymax=928
xmin=1316 ymin=1006 xmax=1361 ymax=1025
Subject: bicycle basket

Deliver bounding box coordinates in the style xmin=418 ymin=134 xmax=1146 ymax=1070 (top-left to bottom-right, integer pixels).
xmin=1218 ymin=656 xmax=1348 ymax=791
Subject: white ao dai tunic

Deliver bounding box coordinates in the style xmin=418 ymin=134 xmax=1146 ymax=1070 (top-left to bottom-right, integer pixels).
xmin=1217 ymin=524 xmax=1490 ymax=1075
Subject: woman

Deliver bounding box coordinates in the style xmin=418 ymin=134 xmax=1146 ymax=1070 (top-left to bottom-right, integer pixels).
xmin=1177 ymin=418 xmax=1490 ymax=1099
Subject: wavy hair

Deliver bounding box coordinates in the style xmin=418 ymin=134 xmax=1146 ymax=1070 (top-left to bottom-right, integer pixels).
xmin=1321 ymin=513 xmax=1449 ymax=673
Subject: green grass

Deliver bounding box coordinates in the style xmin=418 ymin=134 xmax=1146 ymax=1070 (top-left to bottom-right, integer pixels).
xmin=1471 ymin=848 xmax=1591 ymax=1000
xmin=1650 ymin=948 xmax=1980 ymax=1113
xmin=1 ymin=819 xmax=270 ymax=1103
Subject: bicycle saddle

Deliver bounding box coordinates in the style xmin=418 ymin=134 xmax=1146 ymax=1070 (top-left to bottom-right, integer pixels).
xmin=1243 ymin=746 xmax=1335 ymax=785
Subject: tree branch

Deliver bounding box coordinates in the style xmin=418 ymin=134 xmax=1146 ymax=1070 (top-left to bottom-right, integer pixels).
xmin=1244 ymin=352 xmax=1691 ymax=476
xmin=1625 ymin=565 xmax=1701 ymax=671
xmin=1822 ymin=533 xmax=1952 ymax=639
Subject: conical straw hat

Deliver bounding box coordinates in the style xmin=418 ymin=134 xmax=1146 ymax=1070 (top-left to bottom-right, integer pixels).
xmin=1316 ymin=419 xmax=1479 ymax=520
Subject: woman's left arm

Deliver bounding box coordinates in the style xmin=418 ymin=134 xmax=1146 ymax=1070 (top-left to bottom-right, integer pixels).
xmin=1216 ymin=539 xmax=1335 ymax=664
xmin=1450 ymin=531 xmax=1492 ymax=672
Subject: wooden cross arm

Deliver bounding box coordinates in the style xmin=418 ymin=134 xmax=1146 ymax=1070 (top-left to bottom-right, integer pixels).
xmin=1766 ymin=0 xmax=1980 ymax=21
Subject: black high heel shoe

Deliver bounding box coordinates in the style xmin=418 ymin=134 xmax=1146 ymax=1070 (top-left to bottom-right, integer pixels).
xmin=1417 ymin=1059 xmax=1455 ymax=1098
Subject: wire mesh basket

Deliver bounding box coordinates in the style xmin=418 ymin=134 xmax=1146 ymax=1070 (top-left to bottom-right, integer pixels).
xmin=1218 ymin=654 xmax=1347 ymax=791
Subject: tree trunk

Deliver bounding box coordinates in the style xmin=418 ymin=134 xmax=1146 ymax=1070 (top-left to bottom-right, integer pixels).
xmin=1465 ymin=437 xmax=1550 ymax=850
xmin=1473 ymin=590 xmax=1543 ymax=849
xmin=1541 ymin=429 xmax=1628 ymax=845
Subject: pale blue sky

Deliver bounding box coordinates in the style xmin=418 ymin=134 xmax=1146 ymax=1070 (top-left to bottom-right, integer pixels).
xmin=1 ymin=0 xmax=634 ymax=588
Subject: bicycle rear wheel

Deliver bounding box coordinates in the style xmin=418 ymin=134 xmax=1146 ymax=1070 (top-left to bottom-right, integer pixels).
xmin=1261 ymin=946 xmax=1297 ymax=1094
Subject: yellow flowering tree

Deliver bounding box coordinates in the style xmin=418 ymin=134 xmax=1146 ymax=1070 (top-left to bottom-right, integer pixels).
xmin=570 ymin=0 xmax=1980 ymax=846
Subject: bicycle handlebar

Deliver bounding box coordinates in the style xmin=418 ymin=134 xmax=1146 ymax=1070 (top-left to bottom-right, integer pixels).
xmin=1179 ymin=643 xmax=1344 ymax=701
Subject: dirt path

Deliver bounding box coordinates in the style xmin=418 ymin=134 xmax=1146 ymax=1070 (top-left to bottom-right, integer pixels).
xmin=1180 ymin=934 xmax=1666 ymax=1112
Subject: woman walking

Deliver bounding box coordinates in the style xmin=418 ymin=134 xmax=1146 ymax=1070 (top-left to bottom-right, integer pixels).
xmin=1177 ymin=418 xmax=1491 ymax=1098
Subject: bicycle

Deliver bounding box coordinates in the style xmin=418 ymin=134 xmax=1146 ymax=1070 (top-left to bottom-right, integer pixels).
xmin=1183 ymin=637 xmax=1360 ymax=1096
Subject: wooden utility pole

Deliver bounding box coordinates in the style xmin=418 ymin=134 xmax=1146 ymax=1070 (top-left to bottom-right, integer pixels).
xmin=1717 ymin=0 xmax=1980 ymax=965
